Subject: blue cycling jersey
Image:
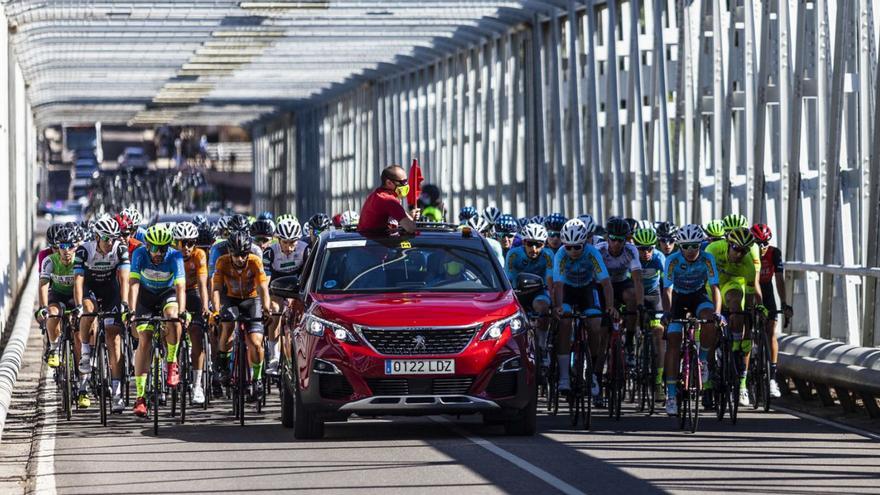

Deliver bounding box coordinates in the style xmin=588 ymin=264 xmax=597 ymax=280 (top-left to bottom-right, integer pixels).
xmin=505 ymin=246 xmax=554 ymax=286
xmin=129 ymin=245 xmax=185 ymax=293
xmin=552 ymin=245 xmax=609 ymax=287
xmin=663 ymin=251 xmax=719 ymax=294
xmin=640 ymin=249 xmax=666 ymax=293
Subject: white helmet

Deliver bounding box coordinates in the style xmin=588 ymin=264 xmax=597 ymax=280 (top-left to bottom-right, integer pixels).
xmin=577 ymin=214 xmax=598 ymax=235
xmin=301 ymin=221 xmax=312 ymax=237
xmin=483 ymin=206 xmax=501 ymax=225
xmin=173 ymin=221 xmax=198 ymax=241
xmin=122 ymin=206 xmax=142 ymax=226
xmin=561 ymin=219 xmax=589 ymax=245
xmin=276 ymin=218 xmax=302 ymax=240
xmin=467 ymin=214 xmax=491 ymax=234
xmin=340 ymin=210 xmax=360 ymax=227
xmin=94 ymin=216 xmax=120 ymax=239
xmin=677 ymin=224 xmax=705 ymax=244
xmin=636 ymin=219 xmax=654 ymax=232
xmin=521 ymin=223 xmax=548 ymax=242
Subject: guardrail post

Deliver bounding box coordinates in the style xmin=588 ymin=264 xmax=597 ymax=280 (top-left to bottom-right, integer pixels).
xmin=859 ymin=393 xmax=880 ymax=418
xmin=792 ymin=378 xmax=814 ymax=401
xmin=835 ymin=386 xmax=856 ymax=413
xmin=815 ymin=383 xmax=836 ymax=407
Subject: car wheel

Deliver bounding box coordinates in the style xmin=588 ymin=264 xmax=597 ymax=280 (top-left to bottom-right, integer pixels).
xmin=280 ymin=373 xmax=294 ymax=428
xmin=293 ymin=381 xmax=324 ymax=440
xmin=504 ymin=384 xmax=537 ymax=436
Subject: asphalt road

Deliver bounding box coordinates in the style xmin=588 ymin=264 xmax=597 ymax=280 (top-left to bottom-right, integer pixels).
xmin=29 ymin=378 xmax=880 ymax=495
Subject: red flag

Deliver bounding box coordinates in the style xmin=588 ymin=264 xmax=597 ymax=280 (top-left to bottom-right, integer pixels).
xmin=406 ymin=158 xmax=424 ymax=208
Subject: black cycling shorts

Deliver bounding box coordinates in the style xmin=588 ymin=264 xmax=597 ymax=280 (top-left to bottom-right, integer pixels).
xmin=562 ymin=284 xmax=602 ymax=316
xmin=760 ymin=282 xmax=778 ymax=321
xmin=185 ymin=289 xmax=206 ymax=328
xmin=221 ymin=297 xmax=263 ymax=334
xmin=611 ymin=279 xmax=635 ymax=307
xmin=48 ymin=290 xmax=75 ymax=309
xmin=667 ymin=290 xmax=715 ymax=335
xmin=644 ymin=291 xmax=663 ymax=321
xmin=84 ymin=285 xmax=123 ymax=326
xmin=135 ymin=287 xmax=178 ymax=319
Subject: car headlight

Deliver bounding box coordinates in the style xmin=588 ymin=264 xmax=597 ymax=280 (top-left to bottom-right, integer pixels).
xmin=481 ymin=313 xmax=527 ymax=340
xmin=304 ymin=314 xmax=358 ymax=343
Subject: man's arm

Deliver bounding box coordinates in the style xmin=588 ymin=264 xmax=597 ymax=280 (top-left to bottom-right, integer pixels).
xmin=600 ymin=279 xmax=619 ymax=320
xmin=117 ymin=267 xmax=130 ymax=305
xmin=128 ymin=279 xmax=140 ymax=311
xmin=73 ymin=274 xmax=84 ymax=307
xmin=711 ymin=285 xmax=722 ymax=314
xmin=631 ymin=269 xmax=645 ymax=306
xmin=259 ymin=279 xmax=271 ymax=314
xmin=662 ymin=287 xmax=673 ymax=314
xmin=176 ymin=281 xmax=187 ymax=318
xmin=39 ymin=279 xmax=50 ymax=308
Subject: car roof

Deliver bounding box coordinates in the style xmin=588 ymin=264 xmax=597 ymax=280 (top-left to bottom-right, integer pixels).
xmin=324 ymin=226 xmax=486 ymax=246
xmin=148 ymin=212 xmax=222 ymax=225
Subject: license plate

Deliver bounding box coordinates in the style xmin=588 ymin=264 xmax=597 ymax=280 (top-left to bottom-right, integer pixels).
xmin=385 ymin=359 xmax=455 ymax=375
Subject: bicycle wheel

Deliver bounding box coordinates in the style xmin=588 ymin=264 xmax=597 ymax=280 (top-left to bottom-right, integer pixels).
xmin=643 ymin=336 xmax=655 ymax=415
xmin=62 ymin=338 xmax=73 ymax=421
xmin=582 ymin=348 xmax=592 ymax=430
xmin=122 ymin=334 xmax=132 ymax=406
xmin=97 ymin=340 xmax=108 ymax=426
xmin=179 ymin=340 xmax=189 ymax=424
xmin=609 ymin=337 xmax=624 ymax=420
xmin=237 ymin=334 xmax=247 ymax=426
xmin=761 ymin=333 xmax=772 ymax=412
xmin=152 ymin=350 xmax=161 ymax=436
xmin=677 ymin=349 xmax=688 ymax=430
xmin=688 ymin=349 xmax=701 ymax=433
xmin=203 ymin=332 xmax=212 ymax=410
xmin=715 ymin=346 xmax=727 ymax=422
xmin=569 ymin=347 xmax=580 ymax=427
xmin=547 ymin=344 xmax=559 ymax=415
xmin=727 ymin=345 xmax=740 ymax=425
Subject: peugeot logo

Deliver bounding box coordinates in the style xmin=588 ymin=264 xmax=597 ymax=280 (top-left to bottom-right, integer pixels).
xmin=412 ymin=335 xmax=427 ymax=353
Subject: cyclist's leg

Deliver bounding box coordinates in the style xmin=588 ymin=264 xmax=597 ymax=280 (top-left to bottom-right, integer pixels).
xmin=218 ymin=301 xmax=238 ymax=381
xmin=532 ymin=292 xmax=551 ymax=367
xmin=762 ymin=282 xmax=781 ymax=393
xmin=78 ymin=296 xmax=97 ymax=371
xmin=266 ymin=296 xmax=284 ymax=372
xmin=132 ymin=294 xmax=159 ymax=414
xmin=616 ymin=281 xmax=637 ymax=358
xmin=186 ymin=289 xmax=206 ymax=398
xmin=556 ymin=288 xmax=576 ymax=391
xmin=240 ymin=298 xmax=265 ymax=382
xmin=664 ymin=293 xmax=686 ymax=414
xmin=645 ymin=294 xmax=665 ymax=390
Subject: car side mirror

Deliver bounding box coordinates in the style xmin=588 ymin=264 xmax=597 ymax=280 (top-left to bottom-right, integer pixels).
xmin=270 ymin=275 xmax=301 ymax=300
xmin=515 ymin=273 xmax=545 ymax=295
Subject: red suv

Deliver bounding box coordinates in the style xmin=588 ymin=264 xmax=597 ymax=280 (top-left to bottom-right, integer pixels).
xmin=270 ymin=225 xmax=539 ymax=439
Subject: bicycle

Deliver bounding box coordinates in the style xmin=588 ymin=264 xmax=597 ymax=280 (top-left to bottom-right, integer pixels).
xmin=43 ymin=310 xmax=78 ymax=421
xmin=671 ymin=317 xmax=709 ymax=433
xmin=634 ymin=310 xmax=663 ymax=416
xmin=559 ymin=310 xmax=595 ymax=430
xmin=81 ymin=309 xmax=122 ymax=426
xmin=171 ymin=328 xmax=191 ymax=423
xmin=718 ymin=309 xmax=752 ymax=424
xmin=221 ymin=313 xmax=266 ymax=426
xmin=527 ymin=311 xmax=558 ymax=415
xmin=747 ymin=308 xmax=786 ymax=413
xmin=605 ymin=316 xmax=627 ymax=421
xmin=131 ymin=315 xmax=182 ymax=436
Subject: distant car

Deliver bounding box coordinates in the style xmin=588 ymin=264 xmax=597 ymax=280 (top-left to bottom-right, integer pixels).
xmin=118 ymin=147 xmax=149 ymax=171
xmin=74 ymin=158 xmax=99 ymax=180
xmin=47 ymin=200 xmax=85 ymax=223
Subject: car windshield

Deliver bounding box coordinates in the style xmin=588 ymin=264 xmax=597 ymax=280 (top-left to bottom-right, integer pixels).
xmin=315 ymin=239 xmax=502 ymax=293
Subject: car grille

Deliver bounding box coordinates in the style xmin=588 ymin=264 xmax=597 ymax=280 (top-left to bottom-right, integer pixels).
xmin=319 ymin=375 xmax=354 ymax=400
xmin=486 ymin=372 xmax=518 ymax=397
xmin=359 ymin=326 xmax=478 ymax=355
xmin=367 ymin=377 xmax=474 ymax=396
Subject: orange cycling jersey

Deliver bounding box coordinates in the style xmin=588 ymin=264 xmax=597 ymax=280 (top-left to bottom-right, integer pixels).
xmin=183 ymin=248 xmax=208 ymax=291
xmin=212 ymin=253 xmax=267 ymax=299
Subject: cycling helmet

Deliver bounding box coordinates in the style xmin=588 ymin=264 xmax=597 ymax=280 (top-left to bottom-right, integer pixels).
xmin=308 ymin=213 xmax=331 ymax=232
xmin=623 ymin=218 xmax=639 ymax=234
xmin=530 ymin=215 xmax=545 ymax=227
xmin=173 ymin=221 xmax=199 ymax=241
xmin=257 ymin=211 xmax=274 ymax=221
xmin=544 ymin=213 xmax=568 ymax=232
xmin=495 ymin=214 xmax=518 ymax=235
xmin=605 ymin=217 xmax=631 ymax=238
xmin=704 ymin=219 xmax=725 ymax=238
xmin=197 ymin=222 xmax=217 ymax=247
xmin=577 ymin=214 xmax=598 ymax=235
xmin=54 ymin=226 xmax=77 ymax=246
xmin=72 ymin=223 xmax=87 ymax=244
xmin=122 ymin=207 xmax=142 ymax=226
xmin=226 ymin=231 xmax=253 ymax=256
xmin=46 ymin=223 xmax=65 ymax=245
xmin=340 ymin=210 xmax=360 ymax=227
xmin=144 ymin=224 xmax=174 ymax=247
xmin=191 ymin=214 xmax=208 ymax=227
xmin=636 ymin=219 xmax=654 ymax=232
xmin=521 ymin=223 xmax=548 ymax=243
xmin=632 ymin=228 xmax=658 ymax=247
xmin=227 ymin=214 xmax=251 ymax=233
xmin=676 ymin=224 xmax=705 ymax=244
xmin=722 ymin=213 xmax=748 ymax=233
xmin=94 ymin=216 xmax=120 ymax=239
xmin=275 ymin=213 xmax=294 ymax=223
xmin=727 ymin=227 xmax=755 ymax=249
xmin=276 ymin=218 xmax=302 ymax=240
xmin=216 ymin=216 xmax=231 ymax=235
xmin=483 ymin=206 xmax=501 ymax=225
xmin=467 ymin=215 xmax=491 ymax=234
xmin=302 ymin=222 xmax=312 ymax=237
xmin=656 ymin=221 xmax=679 ymax=241
xmin=751 ymin=223 xmax=772 ymax=244
xmin=560 ymin=219 xmax=589 ymax=245
xmin=517 ymin=217 xmax=531 ymax=230
xmin=250 ymin=218 xmax=276 ymax=238
xmin=459 ymin=206 xmax=478 ymax=222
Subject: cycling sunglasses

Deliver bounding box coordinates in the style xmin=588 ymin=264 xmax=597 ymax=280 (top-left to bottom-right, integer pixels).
xmin=524 ymin=240 xmax=545 ymax=249
xmin=498 ymin=233 xmax=516 ymax=239
xmin=680 ymin=243 xmax=701 ymax=251
xmin=148 ymin=244 xmax=169 ymax=254
xmin=608 ymin=235 xmax=627 ymax=242
xmin=57 ymin=242 xmax=74 ymax=250
xmin=731 ymin=244 xmax=749 ymax=254
xmin=232 ymin=251 xmax=249 ymax=259
xmin=659 ymin=237 xmax=676 ymax=244
xmin=255 ymin=236 xmax=271 ymax=244
xmin=636 ymin=246 xmax=653 ymax=252
xmin=179 ymin=240 xmax=197 ymax=248
xmin=98 ymin=234 xmax=116 ymax=242
xmin=564 ymin=244 xmax=583 ymax=251
xmin=547 ymin=231 xmax=561 ymax=238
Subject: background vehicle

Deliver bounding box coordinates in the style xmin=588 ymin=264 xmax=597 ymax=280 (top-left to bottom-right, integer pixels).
xmin=272 ymin=226 xmax=538 ymax=439
xmin=62 ymin=123 xmax=102 ymax=164
xmin=118 ymin=146 xmax=149 ymax=172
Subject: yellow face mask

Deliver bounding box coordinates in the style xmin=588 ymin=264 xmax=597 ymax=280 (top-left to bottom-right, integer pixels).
xmin=395 ymin=184 xmax=410 ymax=198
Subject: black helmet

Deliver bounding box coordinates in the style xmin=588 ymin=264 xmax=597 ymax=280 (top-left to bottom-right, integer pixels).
xmin=227 ymin=214 xmax=250 ymax=233
xmin=191 ymin=214 xmax=208 ymax=227
xmin=54 ymin=226 xmax=77 ymax=246
xmin=656 ymin=221 xmax=680 ymax=241
xmin=197 ymin=222 xmax=217 ymax=247
xmin=605 ymin=217 xmax=631 ymax=238
xmin=308 ymin=213 xmax=331 ymax=232
xmin=227 ymin=231 xmax=253 ymax=256
xmin=250 ymin=219 xmax=276 ymax=238
xmin=624 ymin=218 xmax=639 ymax=234
xmin=257 ymin=211 xmax=274 ymax=222
xmin=46 ymin=223 xmax=65 ymax=245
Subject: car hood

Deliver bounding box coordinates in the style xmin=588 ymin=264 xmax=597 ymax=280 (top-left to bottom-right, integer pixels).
xmin=311 ymin=291 xmax=518 ymax=328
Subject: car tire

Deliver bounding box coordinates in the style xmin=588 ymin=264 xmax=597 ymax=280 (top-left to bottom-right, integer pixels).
xmin=504 ymin=383 xmax=537 ymax=436
xmin=293 ymin=381 xmax=324 ymax=440
xmin=280 ymin=374 xmax=294 ymax=428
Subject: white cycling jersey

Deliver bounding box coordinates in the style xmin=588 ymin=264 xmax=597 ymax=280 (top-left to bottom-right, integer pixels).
xmin=262 ymin=240 xmax=309 ymax=277
xmin=595 ymin=241 xmax=641 ymax=283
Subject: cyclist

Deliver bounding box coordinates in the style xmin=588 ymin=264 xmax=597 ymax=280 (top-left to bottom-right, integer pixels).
xmin=494 ymin=214 xmax=518 ymax=258
xmin=72 ymin=216 xmax=130 ymax=411
xmin=129 ymin=225 xmax=187 ymax=417
xmin=122 ymin=207 xmax=145 ymax=243
xmin=662 ymin=224 xmax=722 ymax=416
xmin=596 ymin=217 xmax=645 ymax=364
xmin=39 ymin=224 xmax=65 ymax=269
xmin=632 ymin=227 xmax=668 ymax=402
xmin=704 ymin=219 xmax=725 ymax=245
xmin=251 ymin=218 xmax=276 ymax=251
xmin=751 ymin=223 xmax=792 ymax=398
xmin=543 ymin=213 xmax=567 ymax=254
xmin=656 ymin=221 xmax=679 ymax=256
xmin=36 ymin=226 xmax=79 ymax=369
xmin=483 ymin=206 xmax=501 ymax=228
xmin=578 ymin=214 xmax=601 ymax=245
xmin=705 ymin=227 xmax=766 ymax=407
xmin=505 ymin=223 xmax=554 ymax=367
xmin=173 ymin=221 xmax=211 ymax=405
xmin=340 ymin=210 xmax=360 ymax=228
xmin=468 ymin=215 xmax=504 ymax=266
xmin=212 ymin=231 xmax=272 ymax=401
xmin=458 ymin=206 xmax=478 ymax=226
xmin=196 ymin=222 xmax=217 ymax=252
xmin=552 ymin=219 xmax=617 ymax=395
xmin=208 ymin=214 xmax=261 ymax=278
xmin=263 ymin=217 xmax=308 ymax=374
xmin=115 ymin=212 xmax=143 ymax=257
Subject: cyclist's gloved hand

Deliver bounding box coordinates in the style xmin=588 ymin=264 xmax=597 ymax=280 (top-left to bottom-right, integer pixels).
xmin=714 ymin=313 xmax=727 ymax=326
xmin=756 ymin=304 xmax=769 ymax=318
xmin=660 ymin=312 xmax=671 ymax=326
xmin=72 ymin=305 xmax=84 ymax=319
xmin=179 ymin=311 xmax=192 ymax=325
xmin=782 ymin=303 xmax=793 ymax=316
xmin=35 ymin=306 xmax=48 ymax=321
xmin=119 ymin=302 xmax=130 ymax=322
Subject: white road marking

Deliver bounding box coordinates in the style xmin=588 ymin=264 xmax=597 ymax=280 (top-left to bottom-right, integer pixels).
xmin=772 ymin=404 xmax=880 ymax=441
xmin=33 ymin=375 xmax=57 ymax=495
xmin=430 ymin=416 xmax=586 ymax=495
